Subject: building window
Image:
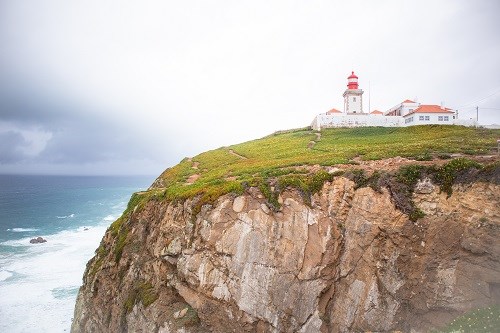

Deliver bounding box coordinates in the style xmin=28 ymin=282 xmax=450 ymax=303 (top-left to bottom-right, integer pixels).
xmin=419 ymin=116 xmax=424 ymax=121
xmin=438 ymin=116 xmax=443 ymax=121
xmin=353 ymin=97 xmax=356 ymax=102
xmin=444 ymin=116 xmax=449 ymax=121
xmin=425 ymin=116 xmax=430 ymax=121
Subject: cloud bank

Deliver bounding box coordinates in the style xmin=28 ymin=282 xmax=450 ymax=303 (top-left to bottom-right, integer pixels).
xmin=1 ymin=0 xmax=499 ymax=175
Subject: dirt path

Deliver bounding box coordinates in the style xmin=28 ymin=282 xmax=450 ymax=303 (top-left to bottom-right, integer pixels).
xmin=185 ymin=174 xmax=200 ymax=184
xmin=228 ymin=149 xmax=247 ymax=160
xmin=308 ymin=131 xmax=322 ymax=149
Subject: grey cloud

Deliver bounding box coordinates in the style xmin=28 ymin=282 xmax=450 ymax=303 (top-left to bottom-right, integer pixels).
xmin=0 ymin=85 xmax=75 ymax=128
xmin=1 ymin=0 xmax=499 ymax=175
xmin=37 ymin=119 xmax=147 ymax=164
xmin=0 ymin=83 xmax=166 ymax=166
xmin=0 ymin=131 xmax=29 ymax=163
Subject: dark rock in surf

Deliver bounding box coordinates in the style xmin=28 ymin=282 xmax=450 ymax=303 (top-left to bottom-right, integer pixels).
xmin=29 ymin=237 xmax=47 ymax=244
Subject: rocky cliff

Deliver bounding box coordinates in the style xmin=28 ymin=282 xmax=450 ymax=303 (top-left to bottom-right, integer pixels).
xmin=72 ymin=160 xmax=500 ymax=332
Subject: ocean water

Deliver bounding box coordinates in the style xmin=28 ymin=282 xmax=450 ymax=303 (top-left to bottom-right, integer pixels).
xmin=0 ymin=175 xmax=153 ymax=332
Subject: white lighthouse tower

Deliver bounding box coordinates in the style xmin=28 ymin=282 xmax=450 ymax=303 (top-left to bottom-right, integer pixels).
xmin=343 ymin=71 xmax=364 ymax=114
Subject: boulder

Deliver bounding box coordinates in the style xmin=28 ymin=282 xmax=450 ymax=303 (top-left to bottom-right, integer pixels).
xmin=415 ymin=177 xmax=435 ymax=194
xmin=29 ymin=237 xmax=47 ymax=244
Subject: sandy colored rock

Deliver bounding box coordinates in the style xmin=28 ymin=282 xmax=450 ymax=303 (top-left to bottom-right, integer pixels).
xmin=415 ymin=177 xmax=435 ymax=194
xmin=232 ymin=196 xmax=246 ymax=212
xmin=72 ymin=176 xmax=500 ymax=333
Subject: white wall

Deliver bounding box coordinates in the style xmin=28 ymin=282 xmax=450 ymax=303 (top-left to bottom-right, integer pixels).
xmin=311 ymin=113 xmax=478 ymax=130
xmin=404 ymin=113 xmax=455 ymax=126
xmin=401 ymin=103 xmax=420 ymax=116
xmin=385 ymin=102 xmax=419 ymax=116
xmin=311 ymin=114 xmax=403 ymax=130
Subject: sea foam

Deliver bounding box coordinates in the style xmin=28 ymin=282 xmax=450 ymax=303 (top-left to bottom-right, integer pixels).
xmin=103 ymin=214 xmax=116 ymax=221
xmin=0 ymin=269 xmax=13 ymax=282
xmin=7 ymin=228 xmax=39 ymax=232
xmin=56 ymin=213 xmax=75 ymax=219
xmin=0 ymin=223 xmax=108 ymax=332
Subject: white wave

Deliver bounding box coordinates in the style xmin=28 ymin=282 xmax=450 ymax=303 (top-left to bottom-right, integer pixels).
xmin=56 ymin=213 xmax=75 ymax=219
xmin=0 ymin=223 xmax=108 ymax=332
xmin=111 ymin=201 xmax=127 ymax=210
xmin=7 ymin=228 xmax=39 ymax=232
xmin=0 ymin=270 xmax=13 ymax=282
xmin=103 ymin=214 xmax=116 ymax=222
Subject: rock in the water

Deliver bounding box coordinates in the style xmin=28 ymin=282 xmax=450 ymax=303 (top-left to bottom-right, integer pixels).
xmin=29 ymin=237 xmax=47 ymax=244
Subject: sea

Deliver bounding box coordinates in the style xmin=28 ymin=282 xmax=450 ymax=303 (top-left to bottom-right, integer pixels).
xmin=0 ymin=174 xmax=153 ymax=332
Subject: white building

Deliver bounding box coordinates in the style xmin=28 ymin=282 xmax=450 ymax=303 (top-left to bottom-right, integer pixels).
xmin=311 ymin=72 xmax=477 ymax=130
xmin=343 ymin=72 xmax=364 ymax=114
xmin=385 ymin=99 xmax=420 ymax=116
xmin=402 ymin=104 xmax=456 ymax=125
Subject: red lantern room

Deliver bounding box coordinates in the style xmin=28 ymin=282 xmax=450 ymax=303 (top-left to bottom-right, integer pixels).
xmin=347 ymin=71 xmax=359 ymax=90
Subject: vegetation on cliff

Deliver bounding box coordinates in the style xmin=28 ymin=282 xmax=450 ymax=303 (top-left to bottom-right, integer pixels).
xmin=436 ymin=305 xmax=500 ymax=333
xmin=97 ymin=126 xmax=499 ymax=269
xmin=124 ymin=125 xmax=497 ymax=216
xmin=154 ymin=125 xmax=497 ymax=200
xmin=97 ymin=125 xmax=500 ymax=265
xmin=76 ymin=125 xmax=500 ymax=333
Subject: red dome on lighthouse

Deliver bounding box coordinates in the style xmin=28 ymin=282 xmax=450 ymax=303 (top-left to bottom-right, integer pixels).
xmin=347 ymin=71 xmax=359 ymax=90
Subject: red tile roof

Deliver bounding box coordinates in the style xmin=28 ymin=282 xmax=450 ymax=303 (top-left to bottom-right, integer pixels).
xmin=326 ymin=108 xmax=342 ymax=114
xmin=402 ymin=99 xmax=416 ymax=103
xmin=370 ymin=110 xmax=383 ymax=115
xmin=406 ymin=105 xmax=455 ymax=115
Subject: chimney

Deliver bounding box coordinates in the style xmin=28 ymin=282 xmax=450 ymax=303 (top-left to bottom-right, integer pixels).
xmin=440 ymin=101 xmax=445 ymax=110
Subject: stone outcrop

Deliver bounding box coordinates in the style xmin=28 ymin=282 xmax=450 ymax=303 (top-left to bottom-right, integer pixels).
xmin=72 ymin=176 xmax=500 ymax=332
xmin=29 ymin=236 xmax=47 ymax=244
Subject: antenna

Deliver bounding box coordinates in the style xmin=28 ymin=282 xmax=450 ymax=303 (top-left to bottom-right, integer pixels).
xmin=368 ymin=80 xmax=371 ymax=113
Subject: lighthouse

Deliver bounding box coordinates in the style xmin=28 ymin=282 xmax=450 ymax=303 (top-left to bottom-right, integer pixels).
xmin=343 ymin=71 xmax=364 ymax=114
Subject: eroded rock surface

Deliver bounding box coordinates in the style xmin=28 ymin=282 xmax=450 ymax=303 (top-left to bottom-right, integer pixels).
xmin=72 ymin=177 xmax=500 ymax=333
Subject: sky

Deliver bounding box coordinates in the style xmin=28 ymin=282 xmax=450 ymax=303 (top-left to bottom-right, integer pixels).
xmin=0 ymin=0 xmax=499 ymax=176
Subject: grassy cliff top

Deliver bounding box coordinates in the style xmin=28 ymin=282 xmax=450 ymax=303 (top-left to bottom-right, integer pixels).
xmin=104 ymin=125 xmax=499 ymax=253
xmin=146 ymin=125 xmax=498 ymax=204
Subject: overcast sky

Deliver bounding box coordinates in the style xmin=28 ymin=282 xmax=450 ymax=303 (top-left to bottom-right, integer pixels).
xmin=1 ymin=0 xmax=499 ymax=175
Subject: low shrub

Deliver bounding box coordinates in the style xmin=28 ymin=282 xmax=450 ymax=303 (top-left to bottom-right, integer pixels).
xmin=434 ymin=158 xmax=482 ymax=197
xmin=124 ymin=281 xmax=158 ymax=313
xmin=435 ymin=305 xmax=500 ymax=333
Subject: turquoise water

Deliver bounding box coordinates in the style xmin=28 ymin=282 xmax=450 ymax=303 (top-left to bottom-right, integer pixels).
xmin=0 ymin=175 xmax=153 ymax=332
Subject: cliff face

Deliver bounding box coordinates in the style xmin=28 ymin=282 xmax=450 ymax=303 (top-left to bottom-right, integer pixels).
xmin=72 ymin=175 xmax=500 ymax=332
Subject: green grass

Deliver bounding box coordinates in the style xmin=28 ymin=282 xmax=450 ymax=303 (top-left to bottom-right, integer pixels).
xmin=124 ymin=281 xmax=159 ymax=313
xmin=435 ymin=305 xmax=500 ymax=332
xmin=96 ymin=126 xmax=498 ymax=233
xmin=172 ymin=304 xmax=200 ymax=328
xmin=152 ymin=125 xmax=498 ymax=204
xmin=85 ymin=125 xmax=498 ymax=279
xmin=434 ymin=158 xmax=483 ymax=197
xmin=88 ymin=244 xmax=108 ymax=279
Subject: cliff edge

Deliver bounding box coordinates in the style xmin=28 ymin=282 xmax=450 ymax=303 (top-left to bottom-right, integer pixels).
xmin=71 ymin=126 xmax=500 ymax=332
